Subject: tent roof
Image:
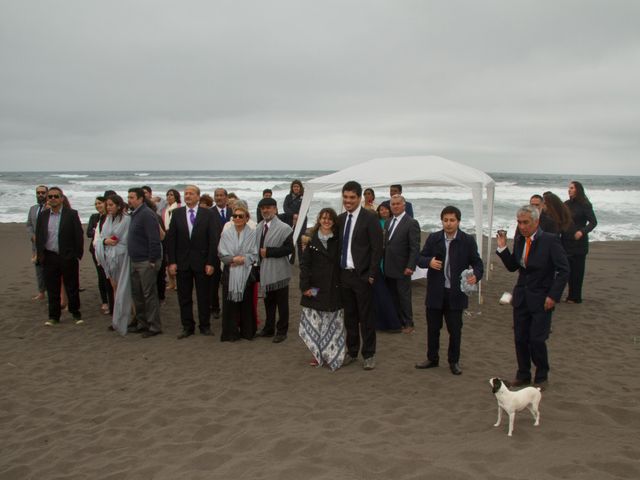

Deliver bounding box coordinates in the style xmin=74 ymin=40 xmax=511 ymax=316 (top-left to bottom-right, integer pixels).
xmin=307 ymin=155 xmax=495 ymax=190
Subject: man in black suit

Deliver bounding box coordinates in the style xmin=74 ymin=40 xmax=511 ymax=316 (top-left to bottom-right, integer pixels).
xmin=35 ymin=186 xmax=84 ymax=326
xmin=415 ymin=206 xmax=484 ymax=375
xmin=338 ymin=181 xmax=383 ymax=370
xmin=383 ymin=194 xmax=421 ymax=334
xmin=210 ymin=188 xmax=233 ymax=319
xmin=497 ymin=205 xmax=569 ymax=388
xmin=166 ymin=185 xmax=221 ymax=339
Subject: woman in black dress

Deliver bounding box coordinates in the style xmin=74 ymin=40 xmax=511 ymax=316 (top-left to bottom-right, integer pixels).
xmin=563 ymin=181 xmax=597 ymax=303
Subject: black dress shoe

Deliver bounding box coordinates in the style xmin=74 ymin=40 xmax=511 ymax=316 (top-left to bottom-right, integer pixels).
xmin=128 ymin=325 xmax=149 ymax=334
xmin=449 ymin=362 xmax=462 ymax=375
xmin=415 ymin=360 xmax=439 ymax=369
xmin=256 ymin=329 xmax=274 ymax=338
xmin=142 ymin=330 xmax=162 ymax=338
xmin=200 ymin=328 xmax=213 ymax=336
xmin=508 ymin=378 xmax=531 ymax=387
xmin=272 ymin=334 xmax=287 ymax=343
xmin=533 ymin=380 xmax=548 ymax=391
xmin=177 ymin=330 xmax=194 ymax=339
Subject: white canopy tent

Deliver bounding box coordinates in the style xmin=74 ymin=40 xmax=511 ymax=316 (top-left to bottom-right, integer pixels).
xmin=293 ymin=155 xmax=496 ymax=283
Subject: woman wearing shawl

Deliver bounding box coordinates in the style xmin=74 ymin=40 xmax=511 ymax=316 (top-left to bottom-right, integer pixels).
xmin=298 ymin=208 xmax=345 ymax=371
xmin=94 ymin=195 xmax=132 ymax=335
xmin=218 ymin=204 xmax=258 ymax=341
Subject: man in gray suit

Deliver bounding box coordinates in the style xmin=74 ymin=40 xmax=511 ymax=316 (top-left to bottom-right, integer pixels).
xmin=27 ymin=185 xmax=48 ymax=300
xmin=384 ymin=195 xmax=421 ymax=334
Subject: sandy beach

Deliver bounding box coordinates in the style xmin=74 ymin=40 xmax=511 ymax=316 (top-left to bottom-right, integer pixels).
xmin=1 ymin=222 xmax=639 ymax=480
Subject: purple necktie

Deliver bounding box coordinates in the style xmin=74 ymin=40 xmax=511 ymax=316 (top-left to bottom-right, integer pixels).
xmin=189 ymin=209 xmax=196 ymax=226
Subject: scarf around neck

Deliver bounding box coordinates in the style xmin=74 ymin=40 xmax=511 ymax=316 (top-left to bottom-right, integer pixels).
xmin=219 ymin=225 xmax=257 ymax=302
xmin=256 ymin=216 xmax=293 ymax=292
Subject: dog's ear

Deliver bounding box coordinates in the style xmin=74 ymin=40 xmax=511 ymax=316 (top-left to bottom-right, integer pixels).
xmin=491 ymin=378 xmax=502 ymax=394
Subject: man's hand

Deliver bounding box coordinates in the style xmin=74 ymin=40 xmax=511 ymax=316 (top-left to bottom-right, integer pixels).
xmin=260 ymin=247 xmax=267 ymax=258
xmin=429 ymin=258 xmax=443 ymax=270
xmin=205 ymin=265 xmax=214 ymax=276
xmin=403 ymin=268 xmax=414 ymax=276
xmin=544 ymin=297 xmax=556 ymax=311
xmin=574 ymin=230 xmax=583 ymax=240
xmin=467 ymin=274 xmax=477 ymax=285
xmin=368 ymin=276 xmax=374 ymax=285
xmin=496 ymin=233 xmax=507 ymax=249
xmin=168 ymin=264 xmax=177 ymax=275
xmin=302 ymin=289 xmax=314 ymax=297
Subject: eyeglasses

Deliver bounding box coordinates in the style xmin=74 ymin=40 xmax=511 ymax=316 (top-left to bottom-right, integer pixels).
xmin=231 ymin=214 xmax=245 ymax=219
xmin=47 ymin=194 xmax=61 ymax=199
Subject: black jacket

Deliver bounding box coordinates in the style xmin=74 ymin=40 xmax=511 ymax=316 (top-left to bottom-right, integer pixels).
xmin=299 ymin=232 xmax=342 ymax=311
xmin=563 ymin=200 xmax=597 ymax=255
xmin=417 ymin=229 xmax=483 ymax=310
xmin=36 ymin=207 xmax=84 ymax=262
xmin=498 ymin=228 xmax=569 ymax=310
xmin=166 ymin=206 xmax=221 ymax=272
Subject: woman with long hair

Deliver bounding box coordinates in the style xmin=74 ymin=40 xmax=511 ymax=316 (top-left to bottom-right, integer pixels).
xmin=95 ymin=194 xmax=132 ymax=334
xmin=563 ymin=181 xmax=597 ymax=303
xmin=542 ymin=191 xmax=573 ymax=236
xmin=218 ymin=205 xmax=258 ymax=341
xmin=298 ymin=208 xmax=345 ymax=370
xmin=87 ymin=196 xmax=113 ymax=314
xmin=283 ymin=179 xmax=306 ymax=263
xmin=362 ymin=188 xmax=377 ymax=211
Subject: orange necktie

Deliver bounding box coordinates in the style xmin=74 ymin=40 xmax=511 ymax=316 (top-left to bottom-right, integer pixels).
xmin=524 ymin=236 xmax=532 ymax=266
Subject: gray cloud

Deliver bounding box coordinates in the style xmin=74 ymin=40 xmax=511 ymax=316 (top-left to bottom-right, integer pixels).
xmin=1 ymin=0 xmax=639 ymax=174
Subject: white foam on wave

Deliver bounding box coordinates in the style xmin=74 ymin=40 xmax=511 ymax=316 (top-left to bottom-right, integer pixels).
xmin=53 ymin=174 xmax=89 ymax=178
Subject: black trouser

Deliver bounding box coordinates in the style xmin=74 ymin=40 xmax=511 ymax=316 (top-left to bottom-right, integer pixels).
xmin=210 ymin=265 xmax=222 ymax=314
xmin=341 ymin=270 xmax=376 ymax=359
xmin=43 ymin=250 xmax=81 ymax=321
xmin=567 ymin=253 xmax=586 ymax=302
xmin=262 ymin=285 xmax=289 ymax=335
xmin=426 ymin=290 xmax=463 ymax=364
xmin=91 ymin=252 xmax=113 ymax=308
xmin=513 ymin=303 xmax=551 ymax=383
xmin=385 ymin=275 xmax=414 ymax=328
xmin=157 ymin=256 xmax=167 ymax=301
xmin=176 ymin=268 xmax=212 ymax=333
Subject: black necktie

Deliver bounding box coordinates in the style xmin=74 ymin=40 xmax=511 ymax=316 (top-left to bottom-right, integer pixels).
xmin=260 ymin=223 xmax=269 ymax=249
xmin=341 ymin=214 xmax=352 ymax=268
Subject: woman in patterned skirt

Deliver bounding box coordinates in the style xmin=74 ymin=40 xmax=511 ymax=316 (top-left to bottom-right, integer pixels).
xmin=298 ymin=208 xmax=345 ymax=370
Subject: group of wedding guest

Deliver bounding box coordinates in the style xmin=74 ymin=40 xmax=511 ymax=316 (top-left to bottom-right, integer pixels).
xmin=28 ymin=178 xmax=597 ymax=378
xmin=527 ymin=181 xmax=598 ymax=303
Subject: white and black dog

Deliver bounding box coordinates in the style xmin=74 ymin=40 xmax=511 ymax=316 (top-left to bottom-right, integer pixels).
xmin=489 ymin=378 xmax=542 ymax=436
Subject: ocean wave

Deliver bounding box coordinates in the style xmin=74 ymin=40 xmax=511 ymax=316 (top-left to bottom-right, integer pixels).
xmin=52 ymin=174 xmax=89 ymax=178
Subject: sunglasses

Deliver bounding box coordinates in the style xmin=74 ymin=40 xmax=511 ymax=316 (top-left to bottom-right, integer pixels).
xmin=231 ymin=214 xmax=245 ymax=219
xmin=48 ymin=194 xmax=61 ymax=199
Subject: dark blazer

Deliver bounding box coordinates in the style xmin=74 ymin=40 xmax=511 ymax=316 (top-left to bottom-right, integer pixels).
xmin=383 ymin=214 xmax=421 ymax=278
xmin=337 ymin=208 xmax=383 ymax=281
xmin=563 ymin=200 xmax=597 ymax=255
xmin=36 ymin=207 xmax=84 ymax=262
xmin=166 ymin=206 xmax=221 ymax=272
xmin=497 ymin=228 xmax=569 ymax=311
xmin=299 ymin=232 xmax=342 ymax=311
xmin=212 ymin=206 xmax=233 ymax=226
xmin=417 ymin=229 xmax=483 ymax=310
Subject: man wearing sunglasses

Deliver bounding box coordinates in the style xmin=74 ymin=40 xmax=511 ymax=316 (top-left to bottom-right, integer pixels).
xmin=35 ymin=186 xmax=84 ymax=326
xmin=27 ymin=185 xmax=48 ymax=300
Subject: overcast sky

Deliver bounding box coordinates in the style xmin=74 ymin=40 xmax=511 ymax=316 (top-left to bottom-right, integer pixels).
xmin=1 ymin=1 xmax=638 ymax=174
